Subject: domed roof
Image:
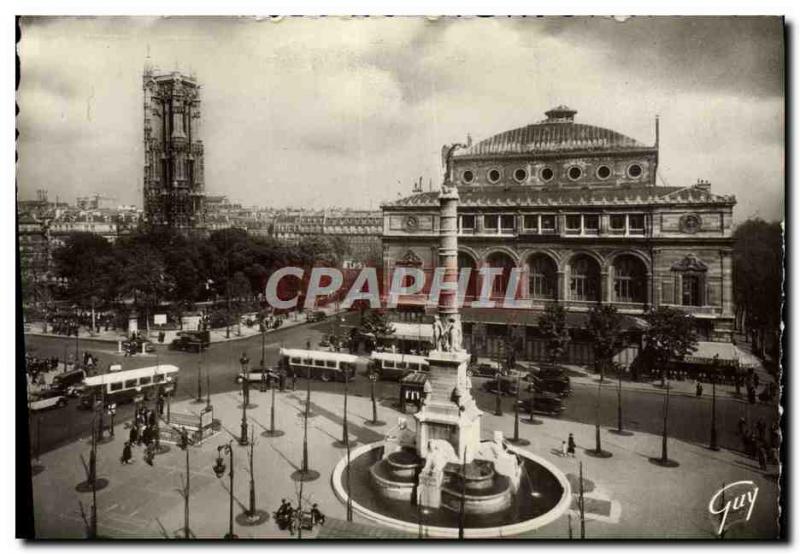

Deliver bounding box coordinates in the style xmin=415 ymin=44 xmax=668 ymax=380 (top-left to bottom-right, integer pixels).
xmin=454 ymin=106 xmax=653 ymax=157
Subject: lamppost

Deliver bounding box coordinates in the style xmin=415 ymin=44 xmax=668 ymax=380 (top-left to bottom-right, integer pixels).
xmin=74 ymin=305 xmax=80 ymax=360
xmin=107 ymin=403 xmax=116 ymax=438
xmin=263 ymin=367 xmax=284 ymax=437
xmin=195 ymin=361 xmax=203 ymax=403
xmin=710 ymin=355 xmax=720 ymax=451
xmin=239 ymin=353 xmax=250 ymax=446
xmin=89 ymin=418 xmax=98 ymax=538
xmin=366 ymin=370 xmax=385 ymax=426
xmin=508 ymin=371 xmax=529 ymax=445
xmin=178 ymin=427 xmax=193 ymax=539
xmin=211 ymin=441 xmax=237 ymax=539
xmin=260 ymin=320 xmax=267 ymax=368
xmin=291 ymin=365 xmax=319 ymax=482
xmin=494 ymin=370 xmax=503 ymax=417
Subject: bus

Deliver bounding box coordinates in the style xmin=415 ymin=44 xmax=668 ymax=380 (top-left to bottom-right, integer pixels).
xmin=80 ymin=364 xmax=179 ymax=408
xmin=279 ymin=348 xmax=358 ymax=383
xmin=369 ymin=352 xmax=429 ymax=381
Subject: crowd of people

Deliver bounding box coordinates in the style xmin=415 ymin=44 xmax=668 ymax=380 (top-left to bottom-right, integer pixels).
xmin=120 ymin=404 xmax=162 ymax=466
xmin=738 ymin=417 xmax=780 ymax=471
xmin=273 ymin=498 xmax=325 ymax=535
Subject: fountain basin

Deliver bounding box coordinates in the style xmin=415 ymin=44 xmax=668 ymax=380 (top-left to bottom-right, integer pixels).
xmin=333 ymin=442 xmax=572 ymax=538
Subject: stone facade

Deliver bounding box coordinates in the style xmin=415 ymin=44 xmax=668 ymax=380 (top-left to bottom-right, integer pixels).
xmin=381 ymin=106 xmax=736 ymax=360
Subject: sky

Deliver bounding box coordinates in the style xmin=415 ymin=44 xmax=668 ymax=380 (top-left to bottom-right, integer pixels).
xmin=16 ymin=16 xmax=785 ymax=222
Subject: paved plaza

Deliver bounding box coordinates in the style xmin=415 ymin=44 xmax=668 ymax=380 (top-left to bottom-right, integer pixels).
xmin=31 ymin=382 xmax=779 ymax=539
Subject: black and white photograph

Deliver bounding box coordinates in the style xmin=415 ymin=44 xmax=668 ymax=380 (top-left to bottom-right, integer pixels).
xmin=14 ymin=14 xmax=785 ymax=540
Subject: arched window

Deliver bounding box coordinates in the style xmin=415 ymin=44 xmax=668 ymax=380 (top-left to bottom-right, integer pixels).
xmin=527 ymin=254 xmax=557 ymax=300
xmin=569 ymin=255 xmax=600 ymax=302
xmin=458 ymin=252 xmax=478 ymax=302
xmin=486 ymin=252 xmax=516 ymax=299
xmin=613 ymin=255 xmax=647 ymax=303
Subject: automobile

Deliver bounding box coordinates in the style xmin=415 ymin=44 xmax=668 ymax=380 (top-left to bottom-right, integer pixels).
xmin=235 ymin=367 xmax=282 ymax=385
xmin=466 ymin=360 xmax=502 ymax=378
xmin=517 ymin=391 xmax=565 ymax=417
xmin=28 ymin=389 xmax=68 ymax=411
xmin=482 ymin=376 xmax=519 ymax=396
xmin=52 ymin=369 xmax=86 ymax=397
xmin=308 ymin=311 xmax=327 ymax=323
xmin=123 ymin=337 xmax=156 ymax=354
xmin=170 ymin=331 xmax=210 ymax=353
xmin=527 ymin=374 xmax=571 ymax=397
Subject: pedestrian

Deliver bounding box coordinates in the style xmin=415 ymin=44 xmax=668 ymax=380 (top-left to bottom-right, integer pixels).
xmin=695 ymin=380 xmax=703 ymax=397
xmin=148 ymin=410 xmax=156 ymax=427
xmin=291 ymin=370 xmax=297 ymax=391
xmin=560 ymin=440 xmax=568 ymax=457
xmin=144 ymin=442 xmax=155 ymax=466
xmin=157 ymin=396 xmax=164 ymax=417
xmin=129 ymin=424 xmax=139 ymax=446
xmin=757 ymin=443 xmax=767 ymax=470
xmin=142 ymin=424 xmax=152 ymax=447
xmin=310 ymin=503 xmax=325 ymax=526
xmin=567 ymin=433 xmax=576 ymax=457
xmin=120 ymin=441 xmax=133 ymax=464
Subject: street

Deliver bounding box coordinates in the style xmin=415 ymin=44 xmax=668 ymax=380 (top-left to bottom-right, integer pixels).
xmin=23 ymin=318 xmax=779 ymax=457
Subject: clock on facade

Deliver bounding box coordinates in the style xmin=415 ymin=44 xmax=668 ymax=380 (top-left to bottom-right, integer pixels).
xmin=405 ymin=215 xmax=419 ymax=231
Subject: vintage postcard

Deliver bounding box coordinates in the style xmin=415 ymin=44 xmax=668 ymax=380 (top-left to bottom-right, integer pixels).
xmin=16 ymin=15 xmax=784 ymax=540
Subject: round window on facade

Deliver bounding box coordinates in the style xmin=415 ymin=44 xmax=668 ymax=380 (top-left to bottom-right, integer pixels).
xmin=462 ymin=170 xmax=474 ymax=183
xmin=596 ymin=165 xmax=611 ymax=180
xmin=488 ymin=169 xmax=501 ymax=183
xmin=568 ymin=166 xmax=583 ymax=181
xmin=514 ymin=168 xmax=527 ymax=182
xmin=627 ymin=164 xmax=643 ymax=178
xmin=540 ymin=167 xmax=554 ymax=182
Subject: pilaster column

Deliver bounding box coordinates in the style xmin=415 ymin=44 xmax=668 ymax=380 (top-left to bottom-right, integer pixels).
xmin=721 ymin=250 xmax=734 ymax=316
xmin=600 ymin=270 xmax=609 ymax=304
xmin=557 ymin=270 xmax=566 ymax=302
xmin=645 ymin=272 xmax=653 ymax=307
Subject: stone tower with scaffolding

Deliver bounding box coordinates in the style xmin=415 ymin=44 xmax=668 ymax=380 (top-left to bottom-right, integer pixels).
xmin=142 ymin=59 xmax=206 ymax=234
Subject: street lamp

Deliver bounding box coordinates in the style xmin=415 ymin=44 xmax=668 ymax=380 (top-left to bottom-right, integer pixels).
xmin=239 ymin=353 xmax=250 ymax=446
xmin=494 ymin=370 xmax=503 ymax=417
xmin=178 ymin=427 xmax=193 ymax=539
xmin=291 ymin=364 xmax=319 ymax=482
xmin=212 ymin=441 xmax=237 ymax=539
xmin=709 ymin=355 xmax=720 ymax=451
xmin=263 ymin=368 xmax=284 ymax=438
xmin=366 ymin=371 xmax=385 ymax=426
xmin=508 ymin=371 xmax=529 ymax=445
xmin=107 ymin=403 xmax=116 ymax=439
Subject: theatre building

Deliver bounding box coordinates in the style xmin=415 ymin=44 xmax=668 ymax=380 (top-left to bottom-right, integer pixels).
xmin=381 ymin=106 xmax=736 ymax=364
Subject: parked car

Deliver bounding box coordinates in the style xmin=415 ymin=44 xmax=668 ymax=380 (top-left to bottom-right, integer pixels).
xmin=526 ymin=373 xmax=571 ymax=396
xmin=467 ymin=360 xmax=502 ymax=378
xmin=170 ymin=330 xmax=210 ymax=353
xmin=482 ymin=376 xmax=519 ymax=396
xmin=308 ymin=311 xmax=327 ymax=323
xmin=123 ymin=336 xmax=156 ymax=354
xmin=517 ymin=391 xmax=565 ymax=417
xmin=28 ymin=389 xmax=68 ymax=411
xmin=236 ymin=367 xmax=282 ymax=385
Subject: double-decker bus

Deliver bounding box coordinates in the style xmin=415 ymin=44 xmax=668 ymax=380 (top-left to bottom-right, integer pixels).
xmin=369 ymin=352 xmax=429 ymax=381
xmin=279 ymin=348 xmax=358 ymax=382
xmin=80 ymin=364 xmax=179 ymax=407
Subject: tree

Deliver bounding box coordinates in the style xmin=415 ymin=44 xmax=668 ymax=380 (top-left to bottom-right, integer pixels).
xmin=357 ymin=310 xmax=395 ymax=350
xmin=586 ymin=304 xmax=624 ymax=383
xmin=538 ymin=304 xmax=570 ymax=371
xmin=643 ymin=306 xmax=699 ymax=386
xmin=733 ymin=219 xmax=783 ymax=359
xmin=51 ymin=232 xmax=114 ymax=305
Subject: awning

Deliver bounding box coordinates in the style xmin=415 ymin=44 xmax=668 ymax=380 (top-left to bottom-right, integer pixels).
xmin=388 ymin=322 xmax=434 ymax=342
xmin=684 ymin=341 xmax=760 ymax=368
xmin=460 ymin=307 xmax=646 ymax=332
